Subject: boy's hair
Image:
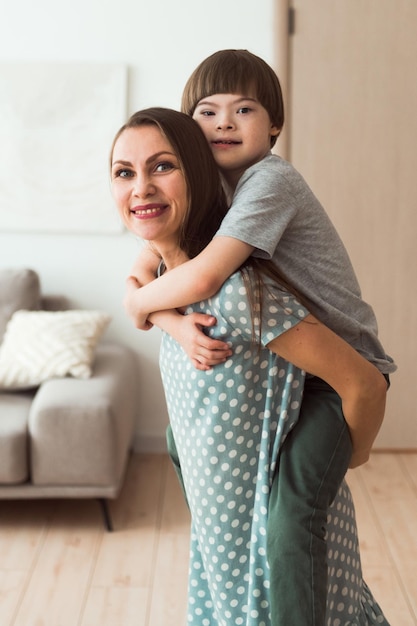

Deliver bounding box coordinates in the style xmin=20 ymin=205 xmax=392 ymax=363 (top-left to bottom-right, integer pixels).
xmin=181 ymin=49 xmax=284 ymax=147
xmin=110 ymin=107 xmax=228 ymax=259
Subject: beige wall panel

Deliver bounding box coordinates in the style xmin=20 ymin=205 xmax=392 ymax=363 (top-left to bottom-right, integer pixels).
xmin=288 ymin=1 xmax=417 ymax=447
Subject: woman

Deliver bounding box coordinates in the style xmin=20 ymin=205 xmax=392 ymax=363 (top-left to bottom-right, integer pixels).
xmin=110 ymin=107 xmax=389 ymax=626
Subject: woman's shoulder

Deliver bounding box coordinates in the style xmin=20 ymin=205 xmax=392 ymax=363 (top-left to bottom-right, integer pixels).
xmin=203 ymin=270 xmax=247 ymax=309
xmin=217 ymin=268 xmax=305 ymax=313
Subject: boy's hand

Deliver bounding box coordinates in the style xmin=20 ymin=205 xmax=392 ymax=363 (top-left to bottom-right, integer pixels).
xmin=124 ymin=275 xmax=153 ymax=330
xmin=177 ymin=312 xmax=232 ymax=371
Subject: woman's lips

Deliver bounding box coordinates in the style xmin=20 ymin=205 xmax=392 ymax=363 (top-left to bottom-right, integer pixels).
xmin=131 ymin=204 xmax=167 ymax=217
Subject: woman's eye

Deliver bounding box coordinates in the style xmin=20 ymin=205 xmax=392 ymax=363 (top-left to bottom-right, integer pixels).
xmin=114 ymin=168 xmax=133 ymax=179
xmin=201 ymin=110 xmax=215 ymax=116
xmin=155 ymin=161 xmax=175 ymax=173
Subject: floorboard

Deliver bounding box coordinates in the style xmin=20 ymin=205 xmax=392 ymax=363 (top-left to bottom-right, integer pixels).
xmin=0 ymin=452 xmax=415 ymax=625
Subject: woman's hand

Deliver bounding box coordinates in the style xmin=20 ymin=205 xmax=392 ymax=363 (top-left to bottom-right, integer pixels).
xmin=267 ymin=315 xmax=387 ymax=466
xmin=173 ymin=312 xmax=232 ymax=371
xmin=123 ymin=275 xmax=153 ymax=330
xmin=348 ymin=448 xmax=372 ymax=469
xmin=124 ymin=269 xmax=232 ymax=368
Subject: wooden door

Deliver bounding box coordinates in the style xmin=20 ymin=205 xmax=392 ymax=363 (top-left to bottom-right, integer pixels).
xmin=286 ymin=0 xmax=417 ymax=448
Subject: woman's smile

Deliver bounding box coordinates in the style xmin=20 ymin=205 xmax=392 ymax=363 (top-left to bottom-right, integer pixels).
xmin=131 ymin=203 xmax=168 ymax=217
xmin=111 ymin=125 xmax=188 ymax=252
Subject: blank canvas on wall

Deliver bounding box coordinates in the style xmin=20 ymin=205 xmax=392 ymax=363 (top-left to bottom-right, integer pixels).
xmin=0 ymin=62 xmax=127 ymax=234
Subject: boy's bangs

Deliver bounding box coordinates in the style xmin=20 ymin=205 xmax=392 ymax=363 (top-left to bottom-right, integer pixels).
xmin=183 ymin=56 xmax=259 ymax=115
xmin=206 ymin=64 xmax=256 ymax=100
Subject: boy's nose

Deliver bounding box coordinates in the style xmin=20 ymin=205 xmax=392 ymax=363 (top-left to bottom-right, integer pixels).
xmin=216 ymin=116 xmax=234 ymax=130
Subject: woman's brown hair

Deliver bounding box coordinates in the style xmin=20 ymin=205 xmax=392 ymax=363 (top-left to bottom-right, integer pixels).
xmin=110 ymin=107 xmax=228 ymax=259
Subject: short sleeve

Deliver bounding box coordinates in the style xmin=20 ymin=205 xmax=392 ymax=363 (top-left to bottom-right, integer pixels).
xmin=215 ymin=270 xmax=309 ymax=347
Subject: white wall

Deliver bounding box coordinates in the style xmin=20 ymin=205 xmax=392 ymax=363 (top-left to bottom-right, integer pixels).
xmin=0 ymin=0 xmax=276 ymax=451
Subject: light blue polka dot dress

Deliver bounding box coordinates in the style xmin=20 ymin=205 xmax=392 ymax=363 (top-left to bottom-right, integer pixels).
xmin=160 ymin=270 xmax=306 ymax=625
xmin=159 ymin=269 xmax=389 ymax=626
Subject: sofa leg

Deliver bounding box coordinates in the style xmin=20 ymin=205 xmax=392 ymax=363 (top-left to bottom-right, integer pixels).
xmin=98 ymin=498 xmax=114 ymax=532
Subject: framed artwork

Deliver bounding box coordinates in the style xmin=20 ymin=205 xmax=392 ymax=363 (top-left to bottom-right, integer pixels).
xmin=0 ymin=62 xmax=127 ymax=234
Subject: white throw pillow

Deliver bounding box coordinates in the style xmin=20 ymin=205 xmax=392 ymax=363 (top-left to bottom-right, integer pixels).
xmin=0 ymin=310 xmax=111 ymax=389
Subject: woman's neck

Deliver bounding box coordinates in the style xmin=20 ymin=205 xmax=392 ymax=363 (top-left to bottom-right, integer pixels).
xmin=153 ymin=241 xmax=189 ymax=272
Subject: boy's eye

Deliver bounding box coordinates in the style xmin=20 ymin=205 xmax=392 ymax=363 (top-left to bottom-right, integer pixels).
xmin=237 ymin=106 xmax=252 ymax=114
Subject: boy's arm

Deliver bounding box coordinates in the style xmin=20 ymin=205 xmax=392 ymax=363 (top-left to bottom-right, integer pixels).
xmin=125 ymin=237 xmax=254 ymax=330
xmin=125 ymin=245 xmax=232 ymax=369
xmin=267 ymin=316 xmax=388 ymax=468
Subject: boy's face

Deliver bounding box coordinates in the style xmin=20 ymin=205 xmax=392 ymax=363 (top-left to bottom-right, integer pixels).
xmin=193 ymin=93 xmax=280 ymax=188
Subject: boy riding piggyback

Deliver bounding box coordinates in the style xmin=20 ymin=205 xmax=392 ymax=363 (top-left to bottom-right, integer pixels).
xmin=125 ymin=50 xmax=395 ymax=625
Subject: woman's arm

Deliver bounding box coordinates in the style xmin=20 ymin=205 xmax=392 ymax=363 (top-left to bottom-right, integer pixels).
xmin=267 ymin=315 xmax=387 ymax=468
xmin=123 ymin=246 xmax=161 ymax=331
xmin=130 ymin=245 xmax=161 ymax=287
xmin=150 ymin=308 xmax=232 ymax=370
xmin=124 ymin=236 xmax=254 ymax=329
xmin=125 ymin=246 xmax=232 ymax=368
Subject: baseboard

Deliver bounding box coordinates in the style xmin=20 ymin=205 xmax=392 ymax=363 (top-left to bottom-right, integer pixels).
xmin=371 ymin=448 xmax=417 ymax=454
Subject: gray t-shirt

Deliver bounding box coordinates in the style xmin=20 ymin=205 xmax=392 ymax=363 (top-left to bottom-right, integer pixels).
xmin=216 ymin=153 xmax=396 ymax=374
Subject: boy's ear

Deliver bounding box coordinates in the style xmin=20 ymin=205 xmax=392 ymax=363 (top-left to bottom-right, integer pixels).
xmin=270 ymin=125 xmax=281 ymax=137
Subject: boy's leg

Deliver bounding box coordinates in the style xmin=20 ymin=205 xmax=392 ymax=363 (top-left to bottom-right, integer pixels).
xmin=267 ymin=377 xmax=352 ymax=626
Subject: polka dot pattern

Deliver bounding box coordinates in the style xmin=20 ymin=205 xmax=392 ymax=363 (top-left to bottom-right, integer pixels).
xmin=325 ymin=482 xmax=390 ymax=625
xmin=160 ymin=270 xmax=389 ymax=625
xmin=160 ymin=271 xmax=306 ymax=625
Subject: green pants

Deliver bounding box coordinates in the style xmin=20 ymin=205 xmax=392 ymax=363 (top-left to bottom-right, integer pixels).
xmin=166 ymin=377 xmax=352 ymax=626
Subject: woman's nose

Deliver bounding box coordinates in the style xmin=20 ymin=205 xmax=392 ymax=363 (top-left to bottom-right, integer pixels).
xmin=132 ymin=175 xmax=156 ymax=197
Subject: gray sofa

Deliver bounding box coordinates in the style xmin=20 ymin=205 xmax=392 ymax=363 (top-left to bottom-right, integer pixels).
xmin=0 ymin=268 xmax=139 ymax=530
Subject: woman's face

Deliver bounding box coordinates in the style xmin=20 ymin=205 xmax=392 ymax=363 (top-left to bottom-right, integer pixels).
xmin=111 ymin=124 xmax=188 ymax=249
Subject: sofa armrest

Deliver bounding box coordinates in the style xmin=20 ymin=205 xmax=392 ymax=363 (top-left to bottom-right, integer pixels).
xmin=28 ymin=343 xmax=139 ymax=492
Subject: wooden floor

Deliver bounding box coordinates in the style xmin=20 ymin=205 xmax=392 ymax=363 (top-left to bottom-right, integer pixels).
xmin=0 ymin=452 xmax=416 ymax=625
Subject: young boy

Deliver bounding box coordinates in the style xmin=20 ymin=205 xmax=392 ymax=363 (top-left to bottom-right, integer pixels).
xmin=124 ymin=50 xmax=395 ymax=625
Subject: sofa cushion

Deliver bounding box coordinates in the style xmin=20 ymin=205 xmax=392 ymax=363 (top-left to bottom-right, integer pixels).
xmin=0 ymin=392 xmax=33 ymax=483
xmin=0 ymin=268 xmax=41 ymax=342
xmin=29 ymin=344 xmax=137 ymax=488
xmin=0 ymin=310 xmax=111 ymax=390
